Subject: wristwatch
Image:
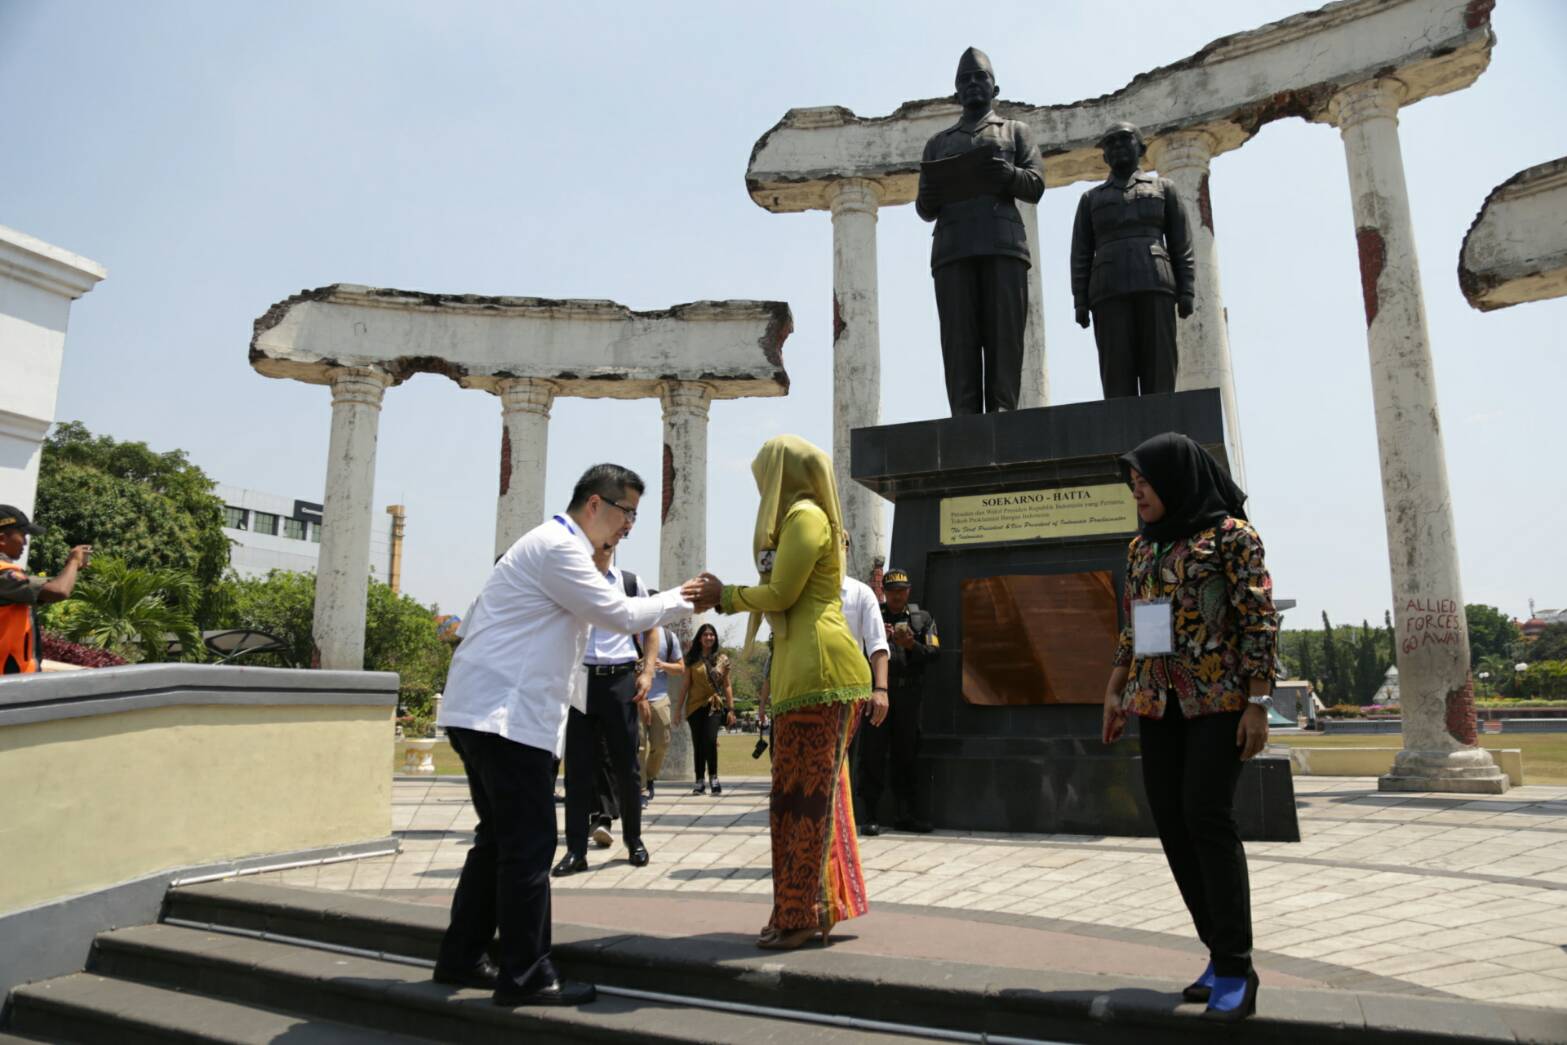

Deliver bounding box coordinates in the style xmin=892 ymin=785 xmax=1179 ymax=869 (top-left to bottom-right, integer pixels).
xmin=1247 ymin=694 xmax=1274 ymax=710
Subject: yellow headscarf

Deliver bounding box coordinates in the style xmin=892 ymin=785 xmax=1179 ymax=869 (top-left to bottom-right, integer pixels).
xmin=744 ymin=434 xmax=846 ymax=652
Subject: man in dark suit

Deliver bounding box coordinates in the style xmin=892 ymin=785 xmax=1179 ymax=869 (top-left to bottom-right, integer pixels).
xmin=1070 ymin=122 xmax=1196 ymax=398
xmin=917 ymin=47 xmax=1045 ymax=416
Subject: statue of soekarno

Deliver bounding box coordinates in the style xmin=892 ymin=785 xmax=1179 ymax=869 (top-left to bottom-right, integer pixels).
xmin=916 ymin=47 xmax=1045 ymax=416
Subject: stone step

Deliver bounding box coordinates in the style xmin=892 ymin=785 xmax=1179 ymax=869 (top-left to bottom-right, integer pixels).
xmin=86 ymin=923 xmax=915 ymax=1044
xmin=4 ymin=971 xmax=433 ymax=1044
xmin=160 ymin=880 xmax=1567 ymax=1044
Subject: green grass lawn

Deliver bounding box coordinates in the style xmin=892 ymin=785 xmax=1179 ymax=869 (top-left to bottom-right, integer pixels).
xmin=396 ymin=731 xmax=773 ymax=782
xmin=399 ymin=732 xmax=1567 ymax=786
xmin=1274 ymin=732 xmax=1567 ymax=785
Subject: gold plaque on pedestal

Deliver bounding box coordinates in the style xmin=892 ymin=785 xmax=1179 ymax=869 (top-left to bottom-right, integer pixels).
xmin=939 ymin=483 xmax=1137 ymax=546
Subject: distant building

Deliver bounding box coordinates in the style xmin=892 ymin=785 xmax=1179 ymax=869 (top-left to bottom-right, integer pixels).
xmin=216 ymin=483 xmax=403 ymax=588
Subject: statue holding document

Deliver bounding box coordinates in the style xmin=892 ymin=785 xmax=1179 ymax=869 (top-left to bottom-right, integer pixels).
xmin=916 ymin=47 xmax=1045 ymax=416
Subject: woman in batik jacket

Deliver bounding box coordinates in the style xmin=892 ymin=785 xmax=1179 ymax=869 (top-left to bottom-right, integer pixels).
xmin=1101 ymin=432 xmax=1279 ymax=1022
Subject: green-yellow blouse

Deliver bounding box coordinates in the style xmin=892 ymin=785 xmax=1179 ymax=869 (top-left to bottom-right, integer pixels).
xmin=719 ymin=501 xmax=871 ymax=717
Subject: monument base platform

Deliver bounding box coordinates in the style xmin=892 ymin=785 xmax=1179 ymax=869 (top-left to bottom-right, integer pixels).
xmin=852 ymin=390 xmax=1300 ymax=842
xmin=1379 ymin=747 xmax=1511 ymax=794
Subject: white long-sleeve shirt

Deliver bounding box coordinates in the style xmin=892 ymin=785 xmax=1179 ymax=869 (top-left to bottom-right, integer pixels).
xmin=841 ymin=577 xmax=891 ymax=661
xmin=438 ymin=514 xmax=691 ymax=752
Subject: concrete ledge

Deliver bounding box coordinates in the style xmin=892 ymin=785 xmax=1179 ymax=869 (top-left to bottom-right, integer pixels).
xmin=0 ymin=663 xmax=398 ymax=727
xmin=0 ymin=667 xmax=396 ymax=915
xmin=0 ymin=838 xmax=396 ymax=1000
xmin=1290 ymin=746 xmax=1524 ymax=786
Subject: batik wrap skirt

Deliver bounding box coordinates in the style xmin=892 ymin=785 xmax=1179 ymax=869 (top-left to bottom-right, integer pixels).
xmin=767 ymin=700 xmax=870 ymax=931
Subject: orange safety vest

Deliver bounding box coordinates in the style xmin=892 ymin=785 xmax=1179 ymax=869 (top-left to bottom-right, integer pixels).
xmin=0 ymin=560 xmax=39 ymax=674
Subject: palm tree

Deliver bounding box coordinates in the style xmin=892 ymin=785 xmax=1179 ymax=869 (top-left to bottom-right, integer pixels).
xmin=45 ymin=557 xmax=203 ymax=663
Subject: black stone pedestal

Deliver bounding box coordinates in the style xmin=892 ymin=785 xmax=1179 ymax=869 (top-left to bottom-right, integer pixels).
xmin=851 ymin=390 xmax=1299 ymax=842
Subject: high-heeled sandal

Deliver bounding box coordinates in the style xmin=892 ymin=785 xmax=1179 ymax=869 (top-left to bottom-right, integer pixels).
xmin=755 ymin=926 xmax=829 ymax=950
xmin=1202 ymin=969 xmax=1258 ymax=1021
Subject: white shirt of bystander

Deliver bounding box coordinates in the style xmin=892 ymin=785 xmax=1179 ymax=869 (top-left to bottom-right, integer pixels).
xmin=840 ymin=577 xmax=891 ymax=661
xmin=438 ymin=514 xmax=690 ymax=753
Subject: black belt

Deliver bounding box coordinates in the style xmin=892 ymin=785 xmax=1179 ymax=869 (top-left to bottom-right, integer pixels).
xmin=585 ymin=662 xmax=637 ymax=677
xmin=1095 ymin=228 xmax=1161 ymax=246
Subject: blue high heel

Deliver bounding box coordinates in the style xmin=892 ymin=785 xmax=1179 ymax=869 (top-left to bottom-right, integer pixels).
xmin=1202 ymin=969 xmax=1258 ymax=1021
xmin=1181 ymin=960 xmax=1215 ymax=1003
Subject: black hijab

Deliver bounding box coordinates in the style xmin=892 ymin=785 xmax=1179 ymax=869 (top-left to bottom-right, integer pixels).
xmin=1119 ymin=432 xmax=1247 ymax=543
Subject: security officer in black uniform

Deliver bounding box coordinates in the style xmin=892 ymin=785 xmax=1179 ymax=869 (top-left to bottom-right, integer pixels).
xmin=916 ymin=47 xmax=1045 ymax=416
xmin=857 ymin=569 xmax=940 ymax=835
xmin=1069 ymin=121 xmax=1196 ymax=398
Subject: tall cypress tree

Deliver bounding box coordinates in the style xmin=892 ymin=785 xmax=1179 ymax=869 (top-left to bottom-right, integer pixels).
xmin=1320 ymin=611 xmax=1344 ymax=705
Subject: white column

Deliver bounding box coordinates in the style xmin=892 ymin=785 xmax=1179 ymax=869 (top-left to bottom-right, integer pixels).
xmin=657 ymin=380 xmax=713 ymax=781
xmin=1328 ymin=79 xmax=1506 ymax=794
xmin=1017 ymin=201 xmax=1050 ymax=410
xmin=829 ymin=178 xmax=885 ymax=582
xmin=313 ymin=366 xmax=391 ymax=670
xmin=494 ymin=378 xmax=556 ymax=557
xmin=1148 ymin=130 xmax=1245 ymax=487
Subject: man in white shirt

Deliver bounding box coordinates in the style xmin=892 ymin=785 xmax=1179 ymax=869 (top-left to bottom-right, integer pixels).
xmin=556 ymin=545 xmax=657 ymax=873
xmin=434 ymin=464 xmax=696 ymax=1008
xmin=841 ymin=573 xmax=892 ymax=831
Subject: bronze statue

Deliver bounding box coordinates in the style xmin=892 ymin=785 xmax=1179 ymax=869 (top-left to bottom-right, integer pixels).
xmin=916 ymin=47 xmax=1045 ymax=416
xmin=1070 ymin=122 xmax=1195 ymax=398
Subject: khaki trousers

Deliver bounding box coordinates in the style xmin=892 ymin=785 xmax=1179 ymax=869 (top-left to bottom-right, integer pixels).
xmin=640 ymin=698 xmax=673 ymax=786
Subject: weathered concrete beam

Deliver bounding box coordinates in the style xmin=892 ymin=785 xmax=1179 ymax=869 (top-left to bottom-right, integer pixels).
xmin=251 ymin=285 xmax=793 ymax=400
xmin=1459 ymin=157 xmax=1567 ymax=311
xmin=746 ymin=0 xmax=1494 ymax=211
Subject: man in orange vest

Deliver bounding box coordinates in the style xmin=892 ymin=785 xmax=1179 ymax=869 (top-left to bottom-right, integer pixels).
xmin=0 ymin=505 xmax=92 ymax=675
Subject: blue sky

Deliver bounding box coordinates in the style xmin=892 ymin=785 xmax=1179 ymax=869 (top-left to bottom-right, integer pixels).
xmin=3 ymin=0 xmax=1563 ymax=635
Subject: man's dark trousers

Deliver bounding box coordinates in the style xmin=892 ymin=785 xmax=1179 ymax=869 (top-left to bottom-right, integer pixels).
xmin=437 ymin=726 xmax=557 ymax=991
xmin=934 ymin=255 xmax=1029 ymax=415
xmin=857 ymin=684 xmax=923 ymax=822
xmin=1091 ymin=292 xmax=1178 ymax=398
xmin=565 ymin=667 xmax=642 ymax=855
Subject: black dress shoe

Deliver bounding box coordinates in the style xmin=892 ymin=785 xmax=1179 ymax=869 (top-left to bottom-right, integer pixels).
xmin=551 ymin=852 xmax=588 ymax=877
xmin=860 ymin=822 xmax=880 ymax=837
xmin=433 ymin=956 xmax=500 ymax=990
xmin=493 ymin=979 xmax=597 ymax=1007
xmin=646 ymin=780 xmax=656 ymax=801
xmin=894 ymin=817 xmax=933 ymax=834
xmin=628 ymin=843 xmax=649 ymax=867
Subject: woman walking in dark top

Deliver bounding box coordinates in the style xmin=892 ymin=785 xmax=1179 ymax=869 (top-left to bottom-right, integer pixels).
xmin=1101 ymin=432 xmax=1279 ymax=1022
xmin=677 ymin=622 xmax=733 ymax=794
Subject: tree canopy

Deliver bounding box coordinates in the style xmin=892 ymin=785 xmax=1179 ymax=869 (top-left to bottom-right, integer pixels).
xmin=211 ymin=569 xmax=450 ymax=707
xmin=1465 ymin=604 xmax=1521 ymax=668
xmin=31 ymin=421 xmax=231 ymax=626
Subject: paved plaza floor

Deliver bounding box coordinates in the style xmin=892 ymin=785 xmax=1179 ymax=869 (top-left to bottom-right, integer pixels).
xmin=256 ymin=775 xmax=1567 ymax=1013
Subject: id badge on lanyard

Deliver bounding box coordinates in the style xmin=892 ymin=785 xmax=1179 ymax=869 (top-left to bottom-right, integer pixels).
xmin=1132 ymin=540 xmax=1175 ymax=657
xmin=1133 ymin=600 xmax=1175 ymax=656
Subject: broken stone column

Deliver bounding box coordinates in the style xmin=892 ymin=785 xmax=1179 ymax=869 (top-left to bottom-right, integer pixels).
xmin=1147 ymin=129 xmax=1246 ymax=487
xmin=252 ymin=284 xmax=791 ymax=674
xmin=494 ymin=378 xmax=556 ymax=557
xmin=1017 ymin=201 xmax=1049 ymax=410
xmin=314 ymin=366 xmax=391 ymax=670
xmin=1328 ymin=78 xmax=1506 ymax=794
xmin=830 ymin=179 xmax=885 ymax=581
xmin=656 ymin=380 xmax=712 ymax=780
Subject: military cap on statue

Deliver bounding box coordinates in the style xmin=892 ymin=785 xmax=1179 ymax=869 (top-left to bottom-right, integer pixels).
xmin=956 ymin=47 xmax=993 ymax=77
